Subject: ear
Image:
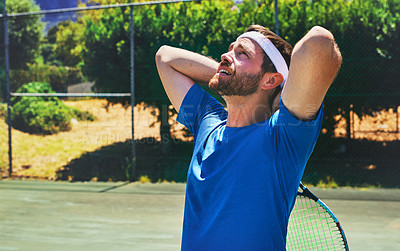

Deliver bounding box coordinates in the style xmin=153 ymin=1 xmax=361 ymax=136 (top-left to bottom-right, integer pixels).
xmin=260 ymin=73 xmax=284 ymax=90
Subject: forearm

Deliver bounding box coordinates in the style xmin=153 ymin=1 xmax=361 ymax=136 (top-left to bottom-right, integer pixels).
xmin=156 ymin=45 xmax=218 ymax=85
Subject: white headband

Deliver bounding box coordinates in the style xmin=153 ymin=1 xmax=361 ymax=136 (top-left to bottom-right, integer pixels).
xmin=237 ymin=31 xmax=288 ymax=88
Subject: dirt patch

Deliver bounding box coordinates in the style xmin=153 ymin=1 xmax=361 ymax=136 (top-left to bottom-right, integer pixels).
xmin=64 ymin=99 xmax=160 ymax=143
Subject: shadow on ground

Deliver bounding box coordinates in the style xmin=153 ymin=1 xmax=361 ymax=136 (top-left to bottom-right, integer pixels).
xmin=56 ymin=138 xmax=193 ymax=182
xmin=57 ymin=136 xmax=400 ymax=188
xmin=305 ymin=136 xmax=400 ymax=188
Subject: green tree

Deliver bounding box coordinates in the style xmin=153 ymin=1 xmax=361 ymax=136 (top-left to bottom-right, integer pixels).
xmin=0 ymin=0 xmax=44 ymax=100
xmin=54 ymin=19 xmax=86 ymax=67
xmin=41 ymin=21 xmax=67 ymax=66
xmin=0 ymin=0 xmax=44 ymax=69
xmin=80 ymin=0 xmax=400 ymax=153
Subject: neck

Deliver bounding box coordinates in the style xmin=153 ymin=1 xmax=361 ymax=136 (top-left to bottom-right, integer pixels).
xmin=224 ymin=94 xmax=272 ymax=127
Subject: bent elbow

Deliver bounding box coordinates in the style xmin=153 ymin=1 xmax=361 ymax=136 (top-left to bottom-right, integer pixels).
xmin=155 ymin=45 xmax=170 ymax=64
xmin=305 ymin=27 xmax=342 ymax=67
xmin=305 ymin=27 xmax=336 ymax=51
xmin=309 ymin=26 xmax=335 ymax=41
xmin=155 ymin=46 xmax=164 ymax=64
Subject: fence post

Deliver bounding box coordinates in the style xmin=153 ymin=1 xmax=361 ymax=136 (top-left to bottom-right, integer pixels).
xmin=130 ymin=6 xmax=136 ymax=181
xmin=3 ymin=8 xmax=12 ymax=177
xmin=345 ymin=104 xmax=352 ymax=140
xmin=350 ymin=104 xmax=354 ymax=139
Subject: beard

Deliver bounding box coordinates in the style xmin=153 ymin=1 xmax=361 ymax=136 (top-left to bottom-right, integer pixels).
xmin=209 ymin=64 xmax=263 ymax=96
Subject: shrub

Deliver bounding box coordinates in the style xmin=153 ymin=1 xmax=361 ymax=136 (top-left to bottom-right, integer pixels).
xmin=9 ymin=63 xmax=86 ymax=93
xmin=12 ymin=100 xmax=72 ymax=134
xmin=10 ymin=82 xmax=95 ymax=135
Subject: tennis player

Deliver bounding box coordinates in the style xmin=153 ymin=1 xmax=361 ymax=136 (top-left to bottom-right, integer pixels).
xmin=156 ymin=25 xmax=342 ymax=250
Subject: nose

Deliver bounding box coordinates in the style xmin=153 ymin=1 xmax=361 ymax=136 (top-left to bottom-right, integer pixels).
xmin=220 ymin=51 xmax=233 ymax=64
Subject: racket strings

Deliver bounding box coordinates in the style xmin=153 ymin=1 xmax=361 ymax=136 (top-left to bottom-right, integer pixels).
xmin=286 ymin=196 xmax=346 ymax=250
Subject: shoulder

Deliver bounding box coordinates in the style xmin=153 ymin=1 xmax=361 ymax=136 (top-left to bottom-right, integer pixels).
xmin=269 ymin=96 xmax=324 ymax=132
xmin=177 ymin=84 xmax=227 ymax=138
xmin=179 ymin=84 xmax=227 ymax=120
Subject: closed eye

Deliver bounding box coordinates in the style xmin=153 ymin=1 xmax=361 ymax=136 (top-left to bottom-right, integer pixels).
xmin=239 ymin=51 xmax=248 ymax=56
xmin=228 ymin=42 xmax=250 ymax=58
xmin=237 ymin=48 xmax=249 ymax=58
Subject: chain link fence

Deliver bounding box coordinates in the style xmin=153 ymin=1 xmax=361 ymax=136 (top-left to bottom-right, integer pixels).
xmin=1 ymin=0 xmax=399 ymax=187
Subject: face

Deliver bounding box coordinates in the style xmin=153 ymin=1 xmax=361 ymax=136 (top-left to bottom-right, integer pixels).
xmin=209 ymin=38 xmax=265 ymax=96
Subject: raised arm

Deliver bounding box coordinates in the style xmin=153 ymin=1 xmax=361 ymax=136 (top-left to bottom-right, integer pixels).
xmin=282 ymin=26 xmax=342 ymax=120
xmin=155 ymin=46 xmax=218 ymax=112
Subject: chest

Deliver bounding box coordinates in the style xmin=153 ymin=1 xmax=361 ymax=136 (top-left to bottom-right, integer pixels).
xmin=191 ymin=125 xmax=275 ymax=181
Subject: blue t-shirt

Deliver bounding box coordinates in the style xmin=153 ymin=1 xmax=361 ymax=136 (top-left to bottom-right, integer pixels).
xmin=177 ymin=84 xmax=323 ymax=251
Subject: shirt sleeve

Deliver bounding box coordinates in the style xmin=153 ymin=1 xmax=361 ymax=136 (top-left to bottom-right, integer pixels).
xmin=269 ymin=96 xmax=324 ymax=188
xmin=177 ymin=84 xmax=227 ymax=141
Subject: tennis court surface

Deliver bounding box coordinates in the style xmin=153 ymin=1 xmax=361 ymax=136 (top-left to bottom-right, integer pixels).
xmin=0 ymin=180 xmax=399 ymax=251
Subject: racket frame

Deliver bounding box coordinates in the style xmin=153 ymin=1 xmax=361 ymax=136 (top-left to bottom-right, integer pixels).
xmin=293 ymin=182 xmax=350 ymax=251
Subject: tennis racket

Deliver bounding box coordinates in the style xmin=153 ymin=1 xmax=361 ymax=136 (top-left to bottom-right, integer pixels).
xmin=286 ymin=182 xmax=349 ymax=251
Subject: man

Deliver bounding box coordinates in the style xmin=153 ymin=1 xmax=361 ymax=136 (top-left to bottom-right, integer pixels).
xmin=156 ymin=25 xmax=342 ymax=250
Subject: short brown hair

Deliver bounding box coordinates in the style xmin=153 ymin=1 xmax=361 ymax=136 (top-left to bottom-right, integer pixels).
xmin=245 ymin=25 xmax=293 ymax=75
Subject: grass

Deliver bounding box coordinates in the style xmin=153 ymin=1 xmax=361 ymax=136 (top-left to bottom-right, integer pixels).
xmin=0 ymin=99 xmax=156 ymax=179
xmin=316 ymin=176 xmax=339 ymax=189
xmin=0 ymin=115 xmax=114 ymax=179
xmin=139 ymin=175 xmax=151 ymax=183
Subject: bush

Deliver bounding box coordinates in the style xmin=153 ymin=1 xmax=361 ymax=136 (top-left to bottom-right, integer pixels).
xmin=10 ymin=63 xmax=86 ymax=93
xmin=10 ymin=82 xmax=95 ymax=135
xmin=12 ymin=100 xmax=72 ymax=134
